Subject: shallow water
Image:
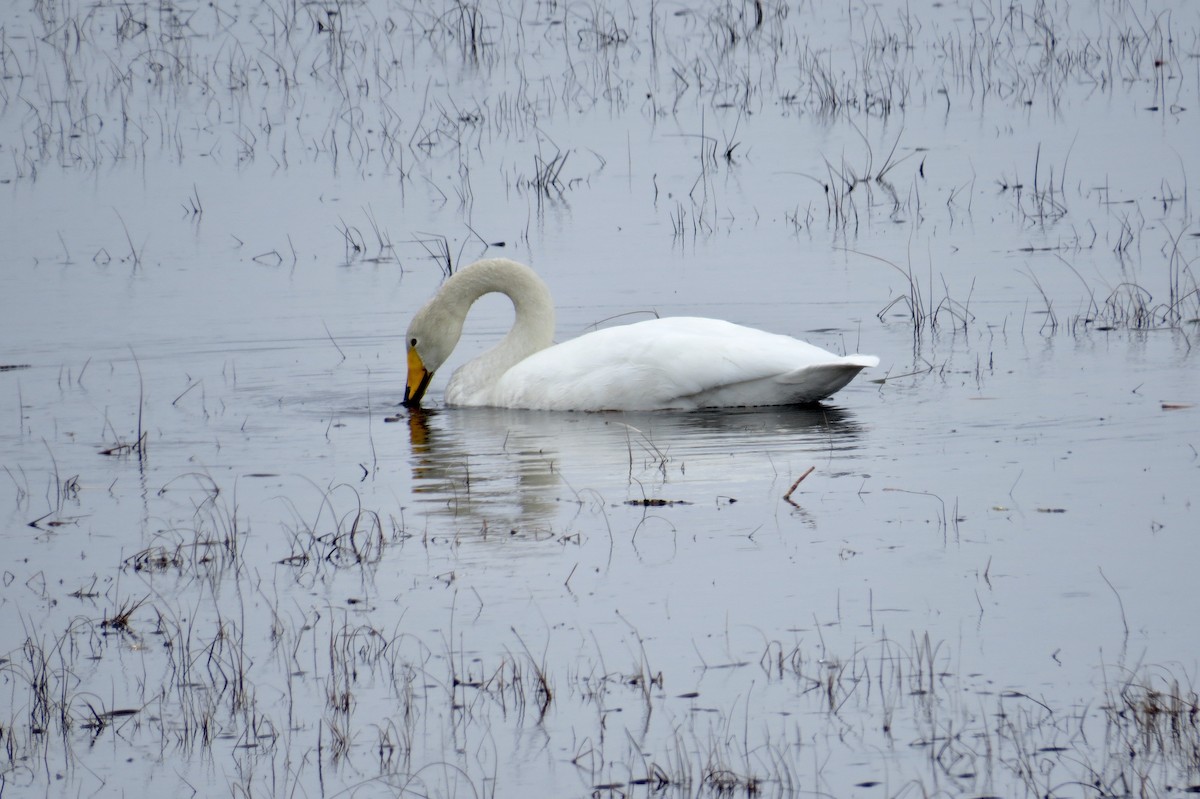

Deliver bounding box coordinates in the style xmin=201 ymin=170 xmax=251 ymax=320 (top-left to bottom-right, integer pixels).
xmin=3 ymin=0 xmax=1199 ymax=797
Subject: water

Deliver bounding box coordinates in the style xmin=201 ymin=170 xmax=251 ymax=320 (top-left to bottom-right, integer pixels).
xmin=2 ymin=0 xmax=1199 ymax=796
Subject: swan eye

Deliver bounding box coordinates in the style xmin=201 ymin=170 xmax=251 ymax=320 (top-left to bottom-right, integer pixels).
xmin=409 ymin=337 xmax=417 ymax=348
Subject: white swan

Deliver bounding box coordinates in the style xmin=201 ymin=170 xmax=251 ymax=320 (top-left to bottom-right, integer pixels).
xmin=403 ymin=258 xmax=879 ymax=411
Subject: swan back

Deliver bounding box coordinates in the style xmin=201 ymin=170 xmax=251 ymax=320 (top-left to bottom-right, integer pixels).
xmin=489 ymin=317 xmax=877 ymax=410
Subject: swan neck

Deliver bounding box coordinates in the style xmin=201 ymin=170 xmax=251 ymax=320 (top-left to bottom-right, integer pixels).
xmin=449 ymin=259 xmax=554 ymax=351
xmin=441 ymin=259 xmax=556 ymax=403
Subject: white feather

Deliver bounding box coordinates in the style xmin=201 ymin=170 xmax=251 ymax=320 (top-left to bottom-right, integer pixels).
xmin=404 ymin=259 xmax=878 ymax=411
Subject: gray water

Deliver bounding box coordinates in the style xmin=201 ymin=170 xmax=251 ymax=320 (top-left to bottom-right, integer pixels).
xmin=2 ymin=1 xmax=1199 ymax=797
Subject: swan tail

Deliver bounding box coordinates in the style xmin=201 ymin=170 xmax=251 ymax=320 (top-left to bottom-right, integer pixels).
xmin=775 ymin=359 xmax=876 ymax=402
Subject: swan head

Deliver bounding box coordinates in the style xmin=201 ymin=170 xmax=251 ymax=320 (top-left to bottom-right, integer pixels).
xmin=402 ymin=300 xmax=465 ymax=408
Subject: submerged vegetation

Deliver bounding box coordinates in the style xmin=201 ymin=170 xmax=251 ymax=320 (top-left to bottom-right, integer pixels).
xmin=2 ymin=0 xmax=1198 ymax=796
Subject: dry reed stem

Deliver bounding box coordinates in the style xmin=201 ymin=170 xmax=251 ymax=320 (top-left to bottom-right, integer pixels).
xmin=783 ymin=466 xmax=815 ymax=505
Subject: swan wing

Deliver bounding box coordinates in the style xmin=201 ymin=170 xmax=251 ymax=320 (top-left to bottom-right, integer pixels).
xmin=482 ymin=317 xmax=877 ymax=410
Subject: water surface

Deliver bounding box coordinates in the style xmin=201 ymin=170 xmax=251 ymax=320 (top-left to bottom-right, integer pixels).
xmin=2 ymin=0 xmax=1199 ymax=796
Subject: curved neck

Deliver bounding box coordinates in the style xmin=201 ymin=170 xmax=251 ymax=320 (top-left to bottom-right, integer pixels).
xmin=440 ymin=259 xmax=556 ymax=401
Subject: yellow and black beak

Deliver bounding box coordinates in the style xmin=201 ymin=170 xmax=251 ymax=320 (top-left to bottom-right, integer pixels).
xmin=403 ymin=346 xmax=433 ymax=407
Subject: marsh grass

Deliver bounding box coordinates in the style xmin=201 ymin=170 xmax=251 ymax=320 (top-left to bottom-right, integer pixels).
xmin=276 ymin=483 xmax=395 ymax=579
xmin=3 ymin=3 xmax=1173 ymax=181
xmin=1102 ymin=666 xmax=1200 ymax=790
xmin=4 ymin=0 xmax=1192 ymax=343
xmin=5 ymin=499 xmax=1200 ymax=798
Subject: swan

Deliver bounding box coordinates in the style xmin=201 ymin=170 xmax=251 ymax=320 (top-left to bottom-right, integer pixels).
xmin=402 ymin=258 xmax=879 ymax=411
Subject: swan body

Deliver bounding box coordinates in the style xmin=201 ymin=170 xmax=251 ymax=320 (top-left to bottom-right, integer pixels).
xmin=403 ymin=258 xmax=878 ymax=411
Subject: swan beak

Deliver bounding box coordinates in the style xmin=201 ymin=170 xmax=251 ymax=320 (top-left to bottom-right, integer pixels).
xmin=403 ymin=346 xmax=433 ymax=407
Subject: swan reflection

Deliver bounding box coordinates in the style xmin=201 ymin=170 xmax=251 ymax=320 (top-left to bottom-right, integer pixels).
xmin=402 ymin=405 xmax=869 ymax=529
